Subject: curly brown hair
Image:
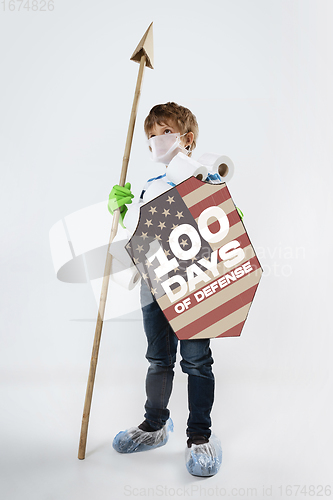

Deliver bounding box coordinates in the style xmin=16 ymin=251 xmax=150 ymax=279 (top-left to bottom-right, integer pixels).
xmin=144 ymin=102 xmax=199 ymax=151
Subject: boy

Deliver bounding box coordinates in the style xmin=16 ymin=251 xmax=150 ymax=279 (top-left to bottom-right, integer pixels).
xmin=108 ymin=102 xmax=222 ymax=477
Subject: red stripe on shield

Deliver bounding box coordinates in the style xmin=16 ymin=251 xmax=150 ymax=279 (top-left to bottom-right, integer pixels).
xmin=216 ymin=321 xmax=245 ymax=338
xmin=176 ymin=177 xmax=204 ymax=198
xmin=175 ymin=283 xmax=258 ymax=340
xmin=187 ymin=185 xmax=231 ymax=219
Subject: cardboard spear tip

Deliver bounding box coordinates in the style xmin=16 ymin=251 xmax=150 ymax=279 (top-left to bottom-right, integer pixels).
xmin=130 ymin=21 xmax=154 ymax=69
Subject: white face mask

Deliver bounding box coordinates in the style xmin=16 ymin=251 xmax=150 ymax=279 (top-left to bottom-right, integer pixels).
xmin=148 ymin=132 xmax=189 ymax=165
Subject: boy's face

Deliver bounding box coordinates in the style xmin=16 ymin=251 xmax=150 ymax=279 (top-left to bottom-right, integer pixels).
xmin=147 ymin=120 xmax=193 ymax=150
xmin=147 ymin=120 xmax=181 ymax=139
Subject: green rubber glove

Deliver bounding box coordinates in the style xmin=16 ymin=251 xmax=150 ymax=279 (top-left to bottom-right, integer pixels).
xmin=108 ymin=182 xmax=134 ymax=228
xmin=236 ymin=207 xmax=244 ymax=220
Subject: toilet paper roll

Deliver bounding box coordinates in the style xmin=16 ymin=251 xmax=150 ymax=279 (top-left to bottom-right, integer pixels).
xmin=166 ymin=152 xmax=208 ymax=185
xmin=143 ymin=178 xmax=173 ymax=203
xmin=197 ymin=153 xmax=234 ymax=183
xmin=110 ymin=256 xmax=141 ymax=290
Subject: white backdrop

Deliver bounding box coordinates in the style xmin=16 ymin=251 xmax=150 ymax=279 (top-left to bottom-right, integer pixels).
xmin=1 ymin=1 xmax=332 ymax=499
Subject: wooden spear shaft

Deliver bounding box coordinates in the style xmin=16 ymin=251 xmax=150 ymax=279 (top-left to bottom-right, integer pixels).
xmin=78 ymin=53 xmax=147 ymax=460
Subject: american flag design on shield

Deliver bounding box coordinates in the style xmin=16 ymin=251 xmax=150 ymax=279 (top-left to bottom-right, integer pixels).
xmin=126 ymin=177 xmax=262 ymax=340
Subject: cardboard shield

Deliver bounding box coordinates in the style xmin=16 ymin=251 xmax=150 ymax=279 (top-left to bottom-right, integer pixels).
xmin=126 ymin=177 xmax=262 ymax=339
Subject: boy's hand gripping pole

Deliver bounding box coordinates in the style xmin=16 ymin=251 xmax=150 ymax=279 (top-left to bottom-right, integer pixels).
xmin=78 ymin=23 xmax=154 ymax=460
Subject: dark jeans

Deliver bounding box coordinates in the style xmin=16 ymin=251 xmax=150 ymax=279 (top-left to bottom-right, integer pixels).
xmin=140 ymin=281 xmax=215 ymax=439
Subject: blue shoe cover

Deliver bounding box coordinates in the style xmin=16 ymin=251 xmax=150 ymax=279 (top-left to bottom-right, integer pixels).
xmin=112 ymin=418 xmax=173 ymax=454
xmin=185 ymin=434 xmax=222 ymax=477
